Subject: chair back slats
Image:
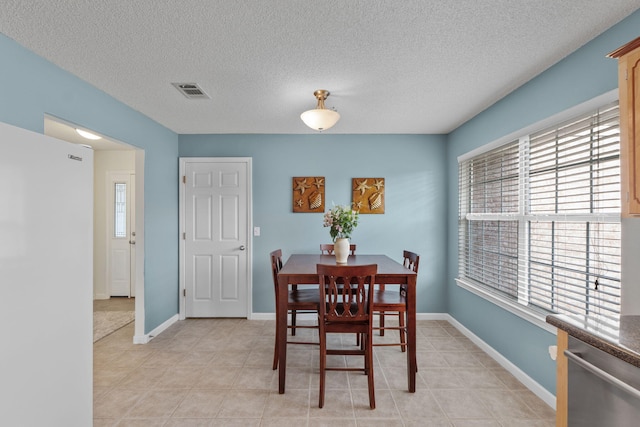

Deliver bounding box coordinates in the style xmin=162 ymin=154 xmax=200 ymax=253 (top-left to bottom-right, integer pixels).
xmin=317 ymin=264 xmax=376 ymax=323
xmin=320 ymin=243 xmax=357 ymax=255
xmin=402 ymin=250 xmax=420 ymax=274
xmin=270 ymin=249 xmax=283 ymax=289
xmin=401 ymin=250 xmax=419 ymax=296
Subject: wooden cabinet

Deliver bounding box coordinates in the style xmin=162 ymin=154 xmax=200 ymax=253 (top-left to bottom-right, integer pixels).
xmin=555 ymin=330 xmax=568 ymax=427
xmin=608 ymin=37 xmax=640 ymax=217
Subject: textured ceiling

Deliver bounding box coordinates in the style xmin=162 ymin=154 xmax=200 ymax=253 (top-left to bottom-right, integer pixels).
xmin=1 ymin=1 xmax=639 ymax=134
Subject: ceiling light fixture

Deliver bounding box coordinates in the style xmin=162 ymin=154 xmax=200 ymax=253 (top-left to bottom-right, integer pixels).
xmin=300 ymin=89 xmax=340 ymax=131
xmin=75 ymin=128 xmax=102 ymax=140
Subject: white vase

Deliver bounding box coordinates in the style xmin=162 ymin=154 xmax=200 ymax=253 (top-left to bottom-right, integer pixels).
xmin=334 ymin=238 xmax=349 ymax=264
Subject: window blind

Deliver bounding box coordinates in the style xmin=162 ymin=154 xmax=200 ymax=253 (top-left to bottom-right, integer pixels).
xmin=458 ymin=140 xmax=520 ymax=299
xmin=458 ymin=101 xmax=621 ymax=328
xmin=526 ymin=102 xmax=621 ymax=326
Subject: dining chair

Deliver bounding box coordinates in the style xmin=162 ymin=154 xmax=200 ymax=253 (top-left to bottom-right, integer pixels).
xmin=317 ymin=263 xmax=377 ymax=409
xmin=270 ymin=249 xmax=319 ymax=370
xmin=320 ymin=243 xmax=357 ymax=255
xmin=372 ymin=250 xmax=420 ymax=353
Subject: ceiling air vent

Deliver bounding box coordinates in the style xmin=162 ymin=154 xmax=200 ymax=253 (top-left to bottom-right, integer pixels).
xmin=171 ymin=83 xmax=210 ymax=99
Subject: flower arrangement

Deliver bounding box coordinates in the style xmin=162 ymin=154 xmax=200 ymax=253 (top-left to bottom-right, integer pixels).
xmin=323 ymin=204 xmax=359 ymax=242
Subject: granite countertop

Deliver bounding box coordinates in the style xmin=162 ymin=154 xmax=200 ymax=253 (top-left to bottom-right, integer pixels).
xmin=546 ymin=314 xmax=640 ymax=368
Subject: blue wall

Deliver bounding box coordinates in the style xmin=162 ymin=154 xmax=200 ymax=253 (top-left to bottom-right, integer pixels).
xmin=3 ymin=6 xmax=640 ymax=396
xmin=0 ymin=33 xmax=180 ymax=333
xmin=445 ymin=9 xmax=640 ymax=394
xmin=180 ymin=134 xmax=448 ymax=313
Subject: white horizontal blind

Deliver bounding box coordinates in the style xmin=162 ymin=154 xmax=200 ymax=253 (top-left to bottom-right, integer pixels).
xmin=527 ymin=102 xmax=621 ymax=326
xmin=458 ymin=101 xmax=621 ymax=328
xmin=458 ymin=140 xmax=520 ymax=298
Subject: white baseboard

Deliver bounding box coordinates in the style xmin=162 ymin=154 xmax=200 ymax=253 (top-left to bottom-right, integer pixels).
xmin=444 ymin=314 xmax=556 ymax=409
xmin=133 ymin=314 xmax=179 ymax=344
xmin=251 ymin=312 xmax=276 ymax=321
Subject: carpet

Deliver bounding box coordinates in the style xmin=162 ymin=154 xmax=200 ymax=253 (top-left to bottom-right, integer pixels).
xmin=93 ymin=311 xmax=135 ymax=342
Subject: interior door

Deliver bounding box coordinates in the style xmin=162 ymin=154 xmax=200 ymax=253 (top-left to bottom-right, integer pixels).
xmin=183 ymin=159 xmax=250 ymax=317
xmin=108 ymin=172 xmax=135 ymax=297
xmin=129 ymin=173 xmax=136 ymax=297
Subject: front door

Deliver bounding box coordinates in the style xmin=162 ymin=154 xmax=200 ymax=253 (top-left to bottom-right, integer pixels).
xmin=182 ymin=158 xmax=251 ymax=317
xmin=108 ymin=172 xmax=136 ymax=297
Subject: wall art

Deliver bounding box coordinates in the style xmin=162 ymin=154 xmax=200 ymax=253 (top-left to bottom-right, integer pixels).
xmin=352 ymin=177 xmax=385 ymax=214
xmin=292 ymin=176 xmax=325 ymax=213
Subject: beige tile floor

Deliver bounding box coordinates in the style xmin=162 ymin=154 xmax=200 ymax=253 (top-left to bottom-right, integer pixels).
xmin=94 ymin=317 xmax=556 ymax=426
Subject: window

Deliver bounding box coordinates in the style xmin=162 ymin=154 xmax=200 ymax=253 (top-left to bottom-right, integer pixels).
xmin=114 ymin=183 xmax=127 ymax=238
xmin=457 ymin=101 xmax=621 ymax=329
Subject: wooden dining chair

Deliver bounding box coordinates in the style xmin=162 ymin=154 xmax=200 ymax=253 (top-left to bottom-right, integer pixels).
xmin=372 ymin=250 xmax=420 ymax=353
xmin=317 ymin=263 xmax=377 ymax=409
xmin=270 ymin=249 xmax=319 ymax=370
xmin=320 ymin=243 xmax=357 ymax=255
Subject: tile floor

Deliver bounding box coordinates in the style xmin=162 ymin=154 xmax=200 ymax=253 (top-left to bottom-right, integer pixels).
xmin=94 ymin=318 xmax=556 ymax=426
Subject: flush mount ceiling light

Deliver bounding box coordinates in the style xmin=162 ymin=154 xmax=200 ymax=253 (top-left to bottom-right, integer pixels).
xmin=75 ymin=128 xmax=102 ymax=140
xmin=300 ymin=89 xmax=340 ymax=131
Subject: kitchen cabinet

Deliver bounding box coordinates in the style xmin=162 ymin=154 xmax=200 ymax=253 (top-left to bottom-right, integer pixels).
xmin=608 ymin=37 xmax=640 ymax=217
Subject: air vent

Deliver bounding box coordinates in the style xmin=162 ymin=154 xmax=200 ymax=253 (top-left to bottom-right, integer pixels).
xmin=171 ymin=83 xmax=210 ymax=99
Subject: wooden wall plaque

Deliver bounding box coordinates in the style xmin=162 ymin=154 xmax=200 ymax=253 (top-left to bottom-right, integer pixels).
xmin=292 ymin=177 xmax=325 ymax=213
xmin=352 ymin=178 xmax=385 ymax=214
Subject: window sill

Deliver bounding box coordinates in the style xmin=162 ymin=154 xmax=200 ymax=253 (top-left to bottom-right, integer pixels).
xmin=455 ymin=278 xmax=558 ymax=335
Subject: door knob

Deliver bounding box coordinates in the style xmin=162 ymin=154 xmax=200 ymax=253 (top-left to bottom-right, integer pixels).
xmin=129 ymin=240 xmax=136 ymax=245
xmin=239 ymin=245 xmax=246 ymax=250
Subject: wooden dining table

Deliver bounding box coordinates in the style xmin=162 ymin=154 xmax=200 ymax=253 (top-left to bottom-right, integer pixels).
xmin=276 ymin=254 xmax=418 ymax=394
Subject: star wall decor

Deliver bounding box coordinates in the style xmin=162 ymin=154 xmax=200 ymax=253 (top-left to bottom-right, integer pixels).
xmin=352 ymin=178 xmax=385 ymax=214
xmin=292 ymin=177 xmax=325 ymax=213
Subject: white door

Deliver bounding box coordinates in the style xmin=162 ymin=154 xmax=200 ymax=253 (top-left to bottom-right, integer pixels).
xmin=182 ymin=159 xmax=251 ymax=317
xmin=108 ymin=172 xmax=136 ymax=297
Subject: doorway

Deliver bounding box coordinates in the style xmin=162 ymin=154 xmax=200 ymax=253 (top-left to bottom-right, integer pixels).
xmin=107 ymin=171 xmax=136 ymax=297
xmin=44 ymin=115 xmax=145 ymax=339
xmin=179 ymin=157 xmax=253 ymax=319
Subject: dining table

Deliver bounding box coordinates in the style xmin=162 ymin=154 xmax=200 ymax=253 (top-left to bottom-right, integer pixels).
xmin=276 ymin=253 xmax=418 ymax=394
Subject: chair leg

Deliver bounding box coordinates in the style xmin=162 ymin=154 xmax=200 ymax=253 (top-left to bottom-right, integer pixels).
xmin=272 ymin=325 xmax=279 ymax=370
xmin=399 ymin=311 xmax=406 ymax=353
xmin=379 ymin=311 xmax=385 ymax=336
xmin=291 ymin=309 xmax=297 ymax=336
xmin=319 ymin=330 xmax=326 ymax=408
xmin=273 ymin=302 xmax=279 ymax=370
xmin=365 ymin=333 xmax=375 ymax=409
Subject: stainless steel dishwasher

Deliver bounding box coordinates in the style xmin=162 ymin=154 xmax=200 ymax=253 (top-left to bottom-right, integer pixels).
xmin=566 ymin=336 xmax=640 ymax=426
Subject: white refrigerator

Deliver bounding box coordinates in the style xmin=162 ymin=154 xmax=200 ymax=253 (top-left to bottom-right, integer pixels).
xmin=0 ymin=121 xmax=93 ymax=426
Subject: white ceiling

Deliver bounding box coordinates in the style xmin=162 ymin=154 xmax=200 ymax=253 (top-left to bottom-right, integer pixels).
xmin=1 ymin=1 xmax=639 ymax=134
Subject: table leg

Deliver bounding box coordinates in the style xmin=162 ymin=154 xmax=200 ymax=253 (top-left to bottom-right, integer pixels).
xmin=277 ymin=275 xmax=288 ymax=393
xmin=406 ymin=276 xmax=417 ymax=392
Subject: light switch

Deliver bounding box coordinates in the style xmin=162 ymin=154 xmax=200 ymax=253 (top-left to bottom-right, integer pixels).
xmin=254 ymin=227 xmax=261 ymax=236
